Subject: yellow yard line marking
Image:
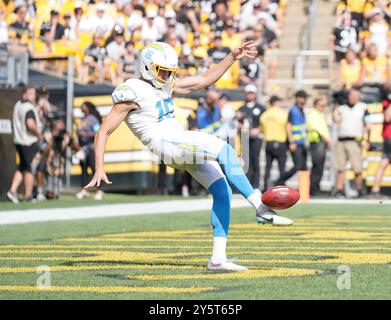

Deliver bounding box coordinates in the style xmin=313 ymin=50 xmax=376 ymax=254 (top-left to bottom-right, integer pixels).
xmin=1 ymin=245 xmax=390 ymax=254
xmin=182 ymin=252 xmax=391 ymax=264
xmin=1 ymin=249 xmax=390 ymax=265
xmin=130 ymin=268 xmax=318 ymax=281
xmin=0 ymin=264 xmax=204 ymax=274
xmin=70 ymin=234 xmax=391 ymax=240
xmin=56 ymin=238 xmax=391 ymax=244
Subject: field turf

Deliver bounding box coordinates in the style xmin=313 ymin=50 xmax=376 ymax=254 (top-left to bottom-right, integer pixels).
xmin=0 ymin=202 xmax=390 ymax=299
xmin=0 ymin=193 xmax=198 ymax=211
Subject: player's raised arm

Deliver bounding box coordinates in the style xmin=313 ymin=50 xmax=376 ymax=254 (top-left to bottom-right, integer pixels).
xmin=174 ymin=40 xmax=259 ymax=94
xmin=84 ymin=101 xmax=139 ymax=189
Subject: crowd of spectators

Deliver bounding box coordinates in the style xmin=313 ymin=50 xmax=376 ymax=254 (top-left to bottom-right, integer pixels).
xmin=0 ymin=0 xmax=287 ymax=87
xmin=330 ymin=1 xmax=391 ymax=90
xmin=329 ymin=1 xmax=391 ymax=198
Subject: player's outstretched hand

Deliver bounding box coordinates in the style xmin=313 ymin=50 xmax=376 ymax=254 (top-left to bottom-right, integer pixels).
xmin=84 ymin=170 xmax=112 ymax=189
xmin=231 ymin=40 xmax=260 ymax=60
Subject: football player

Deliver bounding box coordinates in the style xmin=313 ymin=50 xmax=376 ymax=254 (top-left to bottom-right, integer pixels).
xmin=85 ymin=41 xmax=293 ymax=271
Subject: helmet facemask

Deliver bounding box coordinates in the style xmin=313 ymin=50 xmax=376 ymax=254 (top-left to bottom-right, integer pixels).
xmin=138 ymin=42 xmax=179 ymax=93
xmin=151 ymin=64 xmax=178 ymax=90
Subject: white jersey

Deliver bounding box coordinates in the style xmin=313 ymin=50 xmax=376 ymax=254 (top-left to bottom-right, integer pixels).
xmin=112 ymin=78 xmax=183 ymax=145
xmin=112 ymin=78 xmax=227 ymax=190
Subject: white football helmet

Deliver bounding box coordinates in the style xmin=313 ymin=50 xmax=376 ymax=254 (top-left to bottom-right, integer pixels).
xmin=138 ymin=42 xmax=179 ymax=92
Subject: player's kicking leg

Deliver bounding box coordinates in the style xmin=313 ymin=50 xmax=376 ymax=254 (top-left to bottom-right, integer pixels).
xmin=151 ymin=131 xmax=292 ymax=272
xmin=186 ymin=161 xmax=247 ymax=271
xmin=216 ymin=143 xmax=293 ymax=226
xmin=152 ymin=130 xmax=293 ymax=225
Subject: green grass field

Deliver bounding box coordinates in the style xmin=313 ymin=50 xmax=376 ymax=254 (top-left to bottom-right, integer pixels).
xmin=0 ymin=193 xmax=199 ymax=211
xmin=0 ymin=202 xmax=390 ymax=300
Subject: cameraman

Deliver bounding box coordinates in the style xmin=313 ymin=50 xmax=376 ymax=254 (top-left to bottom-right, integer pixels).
xmin=333 ymin=87 xmax=369 ymax=198
xmin=45 ymin=119 xmax=78 ymax=199
xmin=35 ymin=86 xmax=56 ymax=201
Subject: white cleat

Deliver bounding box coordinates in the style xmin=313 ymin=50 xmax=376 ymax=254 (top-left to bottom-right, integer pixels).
xmin=207 ymin=258 xmax=248 ymax=272
xmin=94 ymin=191 xmax=104 ymax=201
xmin=256 ymin=207 xmax=293 ymax=226
xmin=6 ymin=191 xmax=19 ymax=204
xmin=36 ymin=193 xmax=46 ymax=201
xmin=76 ymin=190 xmax=90 ymax=200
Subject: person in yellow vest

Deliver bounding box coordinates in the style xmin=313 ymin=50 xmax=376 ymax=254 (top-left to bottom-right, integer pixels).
xmin=307 ymin=97 xmax=332 ymax=196
xmin=360 ymin=43 xmax=390 ymax=86
xmin=259 ymin=95 xmax=288 ymax=191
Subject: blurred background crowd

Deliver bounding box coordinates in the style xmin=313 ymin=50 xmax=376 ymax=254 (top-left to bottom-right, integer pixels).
xmin=1 ymin=0 xmax=391 ymax=204
xmin=6 ymin=82 xmax=391 ymax=203
xmin=0 ymin=0 xmax=286 ymax=87
xmin=331 ymin=0 xmax=391 ymax=90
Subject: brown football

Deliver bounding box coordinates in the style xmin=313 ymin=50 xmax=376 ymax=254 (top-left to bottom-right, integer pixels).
xmin=261 ymin=186 xmax=300 ymax=210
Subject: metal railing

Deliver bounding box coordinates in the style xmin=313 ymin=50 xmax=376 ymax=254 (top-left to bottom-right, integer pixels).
xmin=0 ymin=51 xmax=29 ymax=87
xmin=300 ymin=0 xmax=318 ymax=51
xmin=263 ymin=49 xmax=333 ymax=91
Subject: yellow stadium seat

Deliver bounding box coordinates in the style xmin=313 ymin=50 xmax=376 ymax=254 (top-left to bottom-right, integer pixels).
xmin=186 ymin=32 xmax=194 ymax=47
xmin=52 ymin=40 xmax=81 ymax=56
xmin=229 ymin=0 xmax=241 ymax=15
xmin=110 ymin=61 xmax=118 ymax=72
xmin=32 ymin=38 xmax=52 ymax=57
xmin=78 ymin=32 xmax=93 ymax=49
xmin=0 ymin=1 xmax=14 ymax=16
xmin=60 ymin=0 xmax=76 ymax=16
xmin=6 ymin=13 xmax=17 ymax=25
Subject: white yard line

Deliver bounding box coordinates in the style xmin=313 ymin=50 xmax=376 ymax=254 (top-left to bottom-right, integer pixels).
xmin=0 ymin=198 xmax=389 ymax=225
xmin=0 ymin=198 xmax=249 ymax=225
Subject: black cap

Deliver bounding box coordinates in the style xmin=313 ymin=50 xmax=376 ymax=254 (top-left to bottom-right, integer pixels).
xmin=269 ymin=95 xmax=282 ymax=105
xmin=50 ymin=9 xmax=59 ymax=16
xmin=295 ymin=90 xmax=308 ymax=98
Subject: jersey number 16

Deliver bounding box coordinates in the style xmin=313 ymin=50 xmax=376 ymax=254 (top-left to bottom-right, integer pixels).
xmin=156 ymin=98 xmax=175 ymax=121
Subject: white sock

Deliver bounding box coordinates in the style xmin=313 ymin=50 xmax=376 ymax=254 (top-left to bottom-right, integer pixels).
xmin=247 ymin=192 xmax=263 ymax=210
xmin=211 ymin=237 xmax=227 ymax=263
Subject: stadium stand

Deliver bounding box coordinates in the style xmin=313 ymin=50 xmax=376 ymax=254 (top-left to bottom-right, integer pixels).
xmin=1 ymin=0 xmax=288 ymax=88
